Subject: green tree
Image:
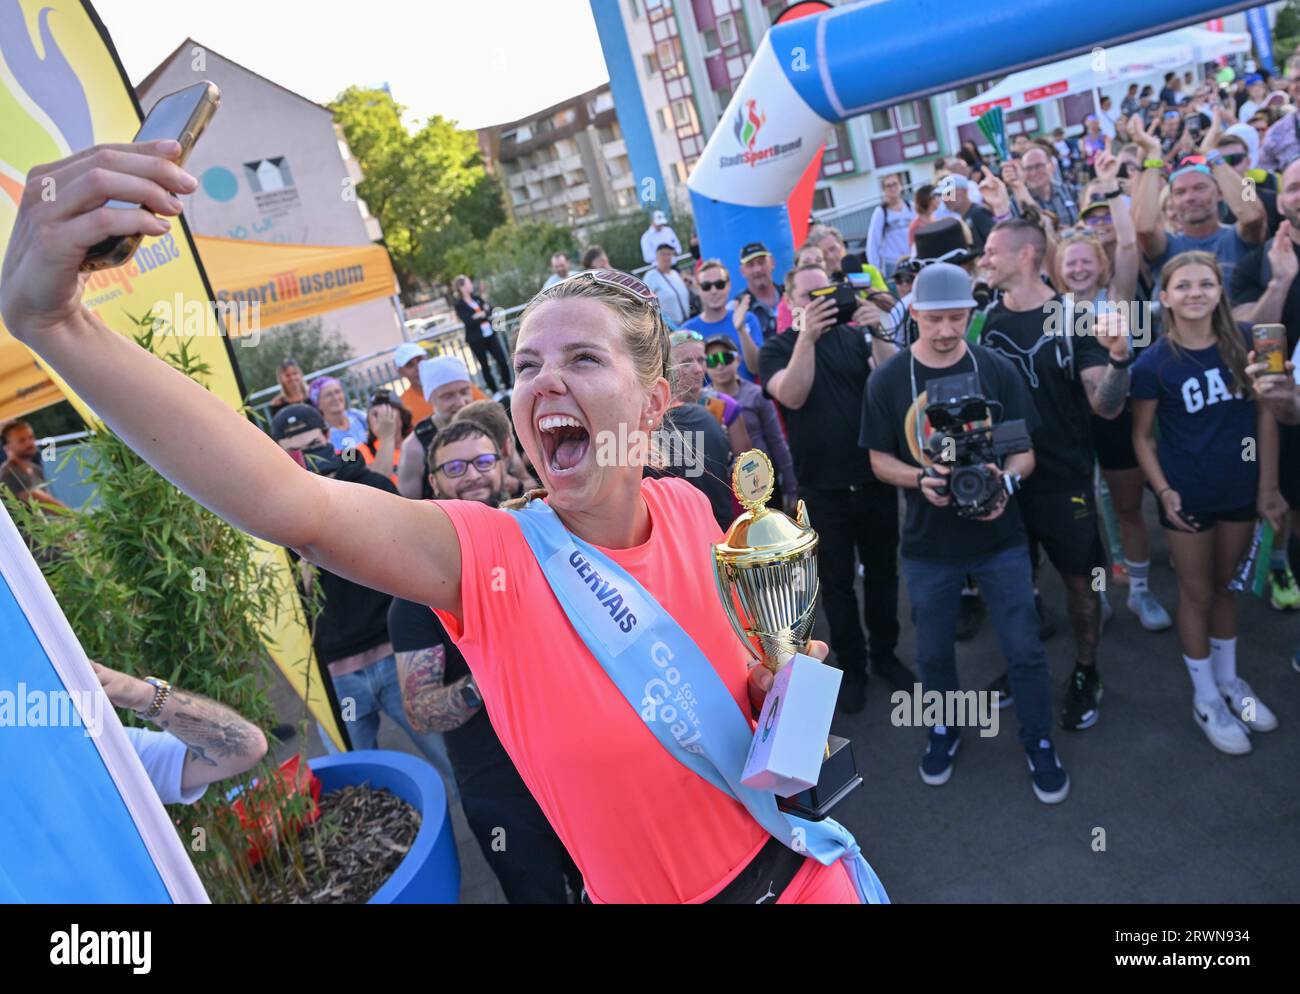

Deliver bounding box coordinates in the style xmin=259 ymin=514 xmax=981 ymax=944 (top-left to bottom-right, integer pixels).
xmin=331 ymin=87 xmax=506 ymax=290
xmin=1275 ymin=2 xmax=1300 ymax=62
xmin=232 ymin=317 xmax=354 ymax=396
xmin=442 ymin=221 xmax=577 ymax=309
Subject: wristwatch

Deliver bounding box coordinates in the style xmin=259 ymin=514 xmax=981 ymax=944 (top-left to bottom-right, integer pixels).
xmin=136 ymin=676 xmax=172 ymax=720
xmin=459 ymin=676 xmax=483 ymax=710
xmin=1002 ymin=471 xmax=1023 ymax=496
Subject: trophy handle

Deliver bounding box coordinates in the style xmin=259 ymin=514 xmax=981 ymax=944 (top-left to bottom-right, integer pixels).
xmin=711 ymin=554 xmax=763 ymax=666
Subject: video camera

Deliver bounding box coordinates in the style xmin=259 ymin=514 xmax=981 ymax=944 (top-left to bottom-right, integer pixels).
xmin=922 ymin=371 xmax=1031 ymax=518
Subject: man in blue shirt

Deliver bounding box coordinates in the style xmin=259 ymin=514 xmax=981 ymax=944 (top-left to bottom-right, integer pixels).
xmin=682 ymin=259 xmax=763 ymax=380
xmin=1132 ymin=143 xmax=1267 ymax=290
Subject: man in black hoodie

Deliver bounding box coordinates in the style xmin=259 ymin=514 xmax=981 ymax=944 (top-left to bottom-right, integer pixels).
xmin=270 ymin=405 xmax=456 ymax=793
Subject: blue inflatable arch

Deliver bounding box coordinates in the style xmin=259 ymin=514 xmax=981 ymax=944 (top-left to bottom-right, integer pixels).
xmin=688 ymin=0 xmax=1261 ymax=283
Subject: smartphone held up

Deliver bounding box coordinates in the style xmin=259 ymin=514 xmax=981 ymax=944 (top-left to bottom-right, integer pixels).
xmin=79 ymin=80 xmax=220 ymax=272
xmin=1253 ymin=323 xmax=1288 ymax=378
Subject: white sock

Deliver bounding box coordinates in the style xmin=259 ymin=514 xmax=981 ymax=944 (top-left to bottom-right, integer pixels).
xmin=1184 ymin=655 xmax=1218 ymax=705
xmin=1210 ymin=637 xmax=1238 ymax=687
xmin=1126 ymin=559 xmax=1150 ymax=596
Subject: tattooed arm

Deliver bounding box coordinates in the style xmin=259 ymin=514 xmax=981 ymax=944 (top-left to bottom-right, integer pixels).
xmin=396 ymin=645 xmax=482 ymax=733
xmin=1080 ymin=363 xmax=1131 ymax=419
xmin=92 ymin=661 xmax=268 ymax=792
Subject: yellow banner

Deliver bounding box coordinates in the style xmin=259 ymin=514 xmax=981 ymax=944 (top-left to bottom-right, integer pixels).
xmin=0 ymin=0 xmax=343 ymax=749
xmin=196 ymin=236 xmax=399 ymax=331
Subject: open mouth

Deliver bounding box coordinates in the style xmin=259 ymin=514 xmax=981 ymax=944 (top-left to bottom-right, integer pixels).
xmin=537 ymin=414 xmax=591 ymax=475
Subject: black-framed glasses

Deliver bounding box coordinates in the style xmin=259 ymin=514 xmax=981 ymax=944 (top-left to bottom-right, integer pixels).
xmin=435 ymin=452 xmax=501 ymax=478
xmin=699 ymin=279 xmax=728 ymax=291
xmin=706 ymin=350 xmax=737 ymax=369
xmin=1221 ymin=152 xmax=1248 ymax=166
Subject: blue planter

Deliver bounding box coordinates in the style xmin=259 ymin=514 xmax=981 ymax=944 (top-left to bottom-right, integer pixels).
xmin=308 ymin=750 xmax=460 ymax=904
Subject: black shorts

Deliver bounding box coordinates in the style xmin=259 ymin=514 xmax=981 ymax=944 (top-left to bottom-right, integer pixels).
xmin=1017 ymin=485 xmax=1106 ymax=578
xmin=1155 ymin=500 xmax=1255 ymax=534
xmin=1280 ymin=424 xmax=1300 ymax=510
xmin=1091 ymin=408 xmax=1139 ymax=472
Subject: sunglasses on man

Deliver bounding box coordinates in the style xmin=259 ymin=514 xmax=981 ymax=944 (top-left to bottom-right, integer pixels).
xmin=434 ymin=452 xmax=501 ymax=478
xmin=706 ymin=350 xmax=737 ymax=369
xmin=699 ymin=279 xmax=729 ymax=291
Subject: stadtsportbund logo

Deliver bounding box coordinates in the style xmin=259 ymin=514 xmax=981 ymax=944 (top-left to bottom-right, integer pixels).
xmin=721 ymin=97 xmax=803 ymax=169
xmin=734 ymin=98 xmax=766 ymax=150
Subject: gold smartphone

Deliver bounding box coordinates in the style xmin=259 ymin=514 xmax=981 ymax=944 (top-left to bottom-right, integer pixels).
xmin=80 ymin=80 xmax=220 ymax=272
xmin=1253 ymin=323 xmax=1288 ymax=377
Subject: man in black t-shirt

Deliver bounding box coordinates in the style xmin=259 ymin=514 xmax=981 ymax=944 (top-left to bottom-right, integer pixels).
xmin=863 ymin=263 xmax=1070 ymax=804
xmin=761 ymin=262 xmax=909 ymax=714
xmin=979 ymin=219 xmax=1135 ymax=732
xmin=390 ymin=419 xmax=580 ymax=903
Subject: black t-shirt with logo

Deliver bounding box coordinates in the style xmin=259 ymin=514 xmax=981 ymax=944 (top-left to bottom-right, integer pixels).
xmin=659 ymin=402 xmax=735 ymax=530
xmin=979 ymin=295 xmax=1108 ymax=492
xmin=862 ymin=344 xmax=1040 ymax=560
xmin=760 ymin=322 xmax=876 ymax=491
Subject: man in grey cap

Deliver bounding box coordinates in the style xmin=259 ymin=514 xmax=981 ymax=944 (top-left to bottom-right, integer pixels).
xmin=861 ymin=262 xmax=1072 ymax=805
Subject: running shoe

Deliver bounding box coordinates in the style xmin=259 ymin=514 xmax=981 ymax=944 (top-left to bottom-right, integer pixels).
xmin=1127 ymin=589 xmax=1173 ymax=631
xmin=1219 ymin=677 xmax=1278 ymax=732
xmin=1059 ymin=665 xmax=1102 ymax=731
xmin=1269 ymin=565 xmax=1300 ymax=611
xmin=920 ymin=727 xmax=961 ymax=786
xmin=1026 ymin=739 xmax=1070 ymax=803
xmin=1192 ymin=697 xmax=1252 ymax=755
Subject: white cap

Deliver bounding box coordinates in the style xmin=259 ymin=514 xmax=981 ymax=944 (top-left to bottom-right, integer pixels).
xmin=652 ymin=209 xmax=667 ymax=225
xmin=393 ymin=343 xmax=425 ymax=369
xmin=419 ymin=356 xmax=471 ymax=400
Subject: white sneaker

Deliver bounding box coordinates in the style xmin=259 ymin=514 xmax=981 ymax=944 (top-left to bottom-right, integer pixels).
xmin=1193 ymin=697 xmax=1252 ymax=755
xmin=1219 ymin=678 xmax=1278 ymax=732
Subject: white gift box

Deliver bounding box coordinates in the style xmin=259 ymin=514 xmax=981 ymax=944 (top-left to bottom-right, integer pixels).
xmin=741 ymin=653 xmax=842 ymax=796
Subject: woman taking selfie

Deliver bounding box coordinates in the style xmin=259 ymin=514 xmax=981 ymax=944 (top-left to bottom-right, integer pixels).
xmin=1131 ymin=252 xmax=1284 ymax=754
xmin=0 ymin=140 xmax=886 ymax=905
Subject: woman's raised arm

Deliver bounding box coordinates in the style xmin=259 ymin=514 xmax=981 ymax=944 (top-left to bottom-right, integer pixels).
xmin=0 ymin=141 xmax=463 ymax=614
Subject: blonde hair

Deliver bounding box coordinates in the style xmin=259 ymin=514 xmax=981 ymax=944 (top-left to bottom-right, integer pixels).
xmin=1159 ymin=251 xmax=1254 ymax=400
xmin=499 ymin=274 xmax=682 ymax=510
xmin=1053 ymin=232 xmax=1111 ymax=296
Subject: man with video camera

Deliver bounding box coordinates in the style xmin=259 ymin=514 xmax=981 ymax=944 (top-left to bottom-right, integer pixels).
xmin=862 ymin=263 xmax=1071 ymax=804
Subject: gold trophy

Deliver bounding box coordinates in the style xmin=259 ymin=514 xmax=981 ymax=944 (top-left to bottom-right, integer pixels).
xmin=712 ymin=451 xmax=861 ymax=816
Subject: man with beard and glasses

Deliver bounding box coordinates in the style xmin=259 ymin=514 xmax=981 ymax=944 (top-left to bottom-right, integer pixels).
xmin=388 ymin=420 xmax=582 ymax=903
xmin=270 ymin=404 xmax=457 ymax=795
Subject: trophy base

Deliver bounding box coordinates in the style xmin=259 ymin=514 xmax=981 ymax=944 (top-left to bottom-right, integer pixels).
xmin=776 ymin=735 xmax=862 ymax=821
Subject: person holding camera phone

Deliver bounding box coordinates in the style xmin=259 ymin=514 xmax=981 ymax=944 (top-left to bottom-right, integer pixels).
xmin=761 ymin=262 xmax=906 ymax=714
xmin=1132 ymin=252 xmax=1285 ymax=753
xmin=863 ymin=262 xmax=1072 ymax=803
xmin=978 ymin=219 xmax=1135 ymax=732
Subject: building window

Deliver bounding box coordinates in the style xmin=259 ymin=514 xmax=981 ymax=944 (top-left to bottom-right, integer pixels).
xmin=628 ymin=0 xmax=641 ymax=18
xmin=671 ymin=98 xmax=693 ymax=127
xmin=870 ymin=109 xmax=894 ymax=134
xmin=714 ymin=85 xmax=731 ymax=114
xmin=657 ymin=39 xmax=677 ymax=69
xmin=673 ymin=160 xmax=690 ymax=183
xmin=897 ymin=102 xmax=919 ymax=130
xmin=702 ymin=28 xmax=720 ymax=54
xmin=657 ymin=106 xmax=671 ymax=133
xmin=812 ymin=186 xmax=834 ymax=212
xmin=643 ymin=52 xmax=659 ymax=76
xmin=764 ymin=0 xmax=784 ymax=26
xmin=718 ymin=13 xmax=738 ymax=46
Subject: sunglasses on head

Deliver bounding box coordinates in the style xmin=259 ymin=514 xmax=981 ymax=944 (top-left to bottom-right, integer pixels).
xmin=670 ymin=330 xmax=705 ymax=347
xmin=706 ymin=350 xmax=737 ymax=369
xmin=1221 ymin=151 xmax=1248 ymax=166
xmin=435 ymin=452 xmax=500 ymax=478
xmin=699 ymin=279 xmax=729 ymax=291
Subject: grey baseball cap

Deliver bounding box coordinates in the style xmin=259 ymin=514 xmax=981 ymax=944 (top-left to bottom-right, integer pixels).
xmin=911 ymin=261 xmax=977 ymax=311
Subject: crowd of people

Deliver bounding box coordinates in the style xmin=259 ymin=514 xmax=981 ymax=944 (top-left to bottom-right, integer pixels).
xmin=5 ymin=55 xmax=1300 ymax=906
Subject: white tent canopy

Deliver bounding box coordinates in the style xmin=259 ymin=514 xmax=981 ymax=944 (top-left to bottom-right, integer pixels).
xmin=946 ymin=26 xmax=1252 ymax=130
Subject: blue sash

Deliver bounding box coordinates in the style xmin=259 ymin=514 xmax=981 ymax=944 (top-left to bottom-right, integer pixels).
xmin=507 ymin=499 xmax=889 ymax=905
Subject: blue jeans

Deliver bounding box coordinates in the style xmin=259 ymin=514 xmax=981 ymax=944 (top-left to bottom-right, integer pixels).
xmin=325 ymin=654 xmax=459 ymax=803
xmin=901 ymin=543 xmax=1052 ymax=748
